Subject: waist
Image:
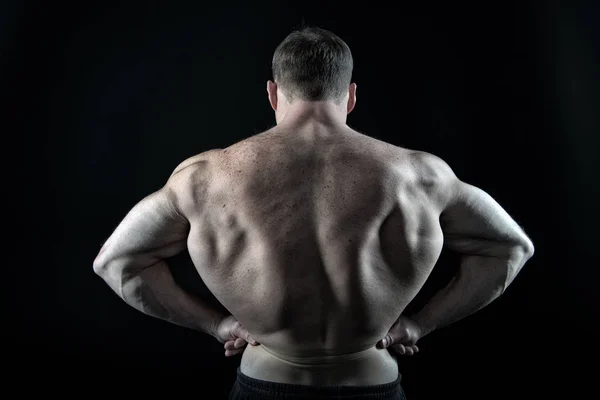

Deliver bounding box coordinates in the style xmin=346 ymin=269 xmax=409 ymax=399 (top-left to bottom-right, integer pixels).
xmin=240 ymin=343 xmax=399 ymax=386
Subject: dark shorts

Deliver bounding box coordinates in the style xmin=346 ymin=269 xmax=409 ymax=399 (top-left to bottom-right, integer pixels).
xmin=228 ymin=367 xmax=407 ymax=400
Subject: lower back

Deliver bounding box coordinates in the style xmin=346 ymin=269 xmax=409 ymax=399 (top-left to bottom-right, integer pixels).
xmin=240 ymin=342 xmax=399 ymax=386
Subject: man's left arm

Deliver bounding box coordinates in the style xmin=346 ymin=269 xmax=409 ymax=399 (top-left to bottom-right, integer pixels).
xmin=93 ymin=161 xmax=227 ymax=339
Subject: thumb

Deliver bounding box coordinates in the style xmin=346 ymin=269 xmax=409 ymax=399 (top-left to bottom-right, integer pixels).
xmin=237 ymin=325 xmax=258 ymax=345
xmin=378 ymin=334 xmax=394 ymax=349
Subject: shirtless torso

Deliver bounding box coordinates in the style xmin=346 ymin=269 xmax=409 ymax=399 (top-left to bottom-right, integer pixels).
xmin=184 ymin=124 xmax=445 ymax=386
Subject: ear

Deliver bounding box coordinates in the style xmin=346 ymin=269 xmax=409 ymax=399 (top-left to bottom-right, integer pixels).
xmin=267 ymin=80 xmax=278 ymax=111
xmin=347 ymin=83 xmax=357 ymax=114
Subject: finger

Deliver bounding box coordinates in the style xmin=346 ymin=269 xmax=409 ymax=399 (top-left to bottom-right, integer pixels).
xmin=225 ymin=348 xmax=244 ymax=357
xmin=225 ymin=341 xmax=237 ymax=350
xmin=393 ymin=344 xmax=406 ymax=355
xmin=378 ymin=334 xmax=393 ymax=349
xmin=412 ymin=345 xmax=419 ymax=353
xmin=404 ymin=346 xmax=414 ymax=356
xmin=234 ymin=338 xmax=247 ymax=348
xmin=240 ymin=328 xmax=259 ymax=345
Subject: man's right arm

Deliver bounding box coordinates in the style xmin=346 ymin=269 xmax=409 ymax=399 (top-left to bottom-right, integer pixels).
xmin=409 ymin=152 xmax=535 ymax=338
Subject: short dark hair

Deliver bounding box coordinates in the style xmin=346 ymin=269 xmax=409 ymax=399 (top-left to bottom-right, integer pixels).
xmin=271 ymin=26 xmax=353 ymax=105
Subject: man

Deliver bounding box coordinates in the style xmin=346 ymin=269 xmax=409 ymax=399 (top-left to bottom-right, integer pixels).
xmin=93 ymin=26 xmax=534 ymax=400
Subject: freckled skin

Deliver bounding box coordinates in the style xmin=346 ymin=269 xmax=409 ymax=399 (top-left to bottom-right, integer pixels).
xmin=183 ymin=125 xmax=446 ymax=386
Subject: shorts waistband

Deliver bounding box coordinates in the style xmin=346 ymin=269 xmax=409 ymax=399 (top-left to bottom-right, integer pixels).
xmin=235 ymin=367 xmax=403 ymax=399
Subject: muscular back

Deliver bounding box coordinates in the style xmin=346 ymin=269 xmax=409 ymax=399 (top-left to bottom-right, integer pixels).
xmin=184 ymin=127 xmax=446 ymax=358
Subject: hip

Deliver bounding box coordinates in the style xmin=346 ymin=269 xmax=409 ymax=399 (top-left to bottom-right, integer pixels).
xmin=240 ymin=342 xmax=399 ymax=386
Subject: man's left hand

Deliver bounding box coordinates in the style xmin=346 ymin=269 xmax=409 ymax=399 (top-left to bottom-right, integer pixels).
xmin=215 ymin=315 xmax=260 ymax=357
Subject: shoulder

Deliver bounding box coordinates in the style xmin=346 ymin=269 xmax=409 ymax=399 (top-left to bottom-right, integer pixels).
xmin=408 ymin=151 xmax=456 ymax=180
xmin=406 ymin=150 xmax=459 ymax=210
xmin=169 ymin=149 xmax=223 ymax=179
xmin=165 ymin=149 xmax=222 ymax=214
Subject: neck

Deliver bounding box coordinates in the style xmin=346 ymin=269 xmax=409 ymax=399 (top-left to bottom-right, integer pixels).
xmin=279 ymin=100 xmax=347 ymax=128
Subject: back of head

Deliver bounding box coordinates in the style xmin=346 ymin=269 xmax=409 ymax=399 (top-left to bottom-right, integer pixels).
xmin=272 ymin=26 xmax=353 ymax=105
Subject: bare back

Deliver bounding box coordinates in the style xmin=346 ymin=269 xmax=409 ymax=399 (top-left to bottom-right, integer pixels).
xmin=184 ymin=126 xmax=445 ymax=385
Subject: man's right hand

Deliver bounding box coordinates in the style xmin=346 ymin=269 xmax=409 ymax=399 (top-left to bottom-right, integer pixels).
xmin=377 ymin=315 xmax=423 ymax=356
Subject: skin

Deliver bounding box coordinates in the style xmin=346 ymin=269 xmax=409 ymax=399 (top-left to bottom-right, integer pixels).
xmin=94 ymin=79 xmax=534 ymax=387
xmin=266 ymin=79 xmax=357 ymax=127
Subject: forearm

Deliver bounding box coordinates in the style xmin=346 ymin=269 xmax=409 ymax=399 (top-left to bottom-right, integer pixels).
xmin=410 ymin=248 xmax=530 ymax=337
xmin=99 ymin=260 xmax=227 ymax=338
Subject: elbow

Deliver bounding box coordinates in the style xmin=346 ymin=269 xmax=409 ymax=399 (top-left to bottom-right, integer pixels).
xmin=93 ymin=246 xmax=123 ymax=280
xmin=501 ymin=239 xmax=534 ymax=292
xmin=93 ymin=259 xmax=129 ymax=298
xmin=93 ymin=245 xmax=110 ymax=277
xmin=93 ymin=258 xmax=121 ymax=283
xmin=508 ymin=240 xmax=534 ymax=271
xmin=93 ymin=259 xmax=107 ymax=277
xmin=508 ymin=236 xmax=534 ymax=261
xmin=520 ymin=238 xmax=535 ymax=260
xmin=526 ymin=237 xmax=535 ymax=256
xmin=93 ymin=260 xmax=116 ymax=286
xmin=92 ymin=263 xmax=108 ymax=278
xmin=93 ymin=251 xmax=115 ymax=278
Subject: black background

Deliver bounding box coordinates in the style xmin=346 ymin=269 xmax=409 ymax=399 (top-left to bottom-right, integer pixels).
xmin=4 ymin=2 xmax=598 ymax=399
